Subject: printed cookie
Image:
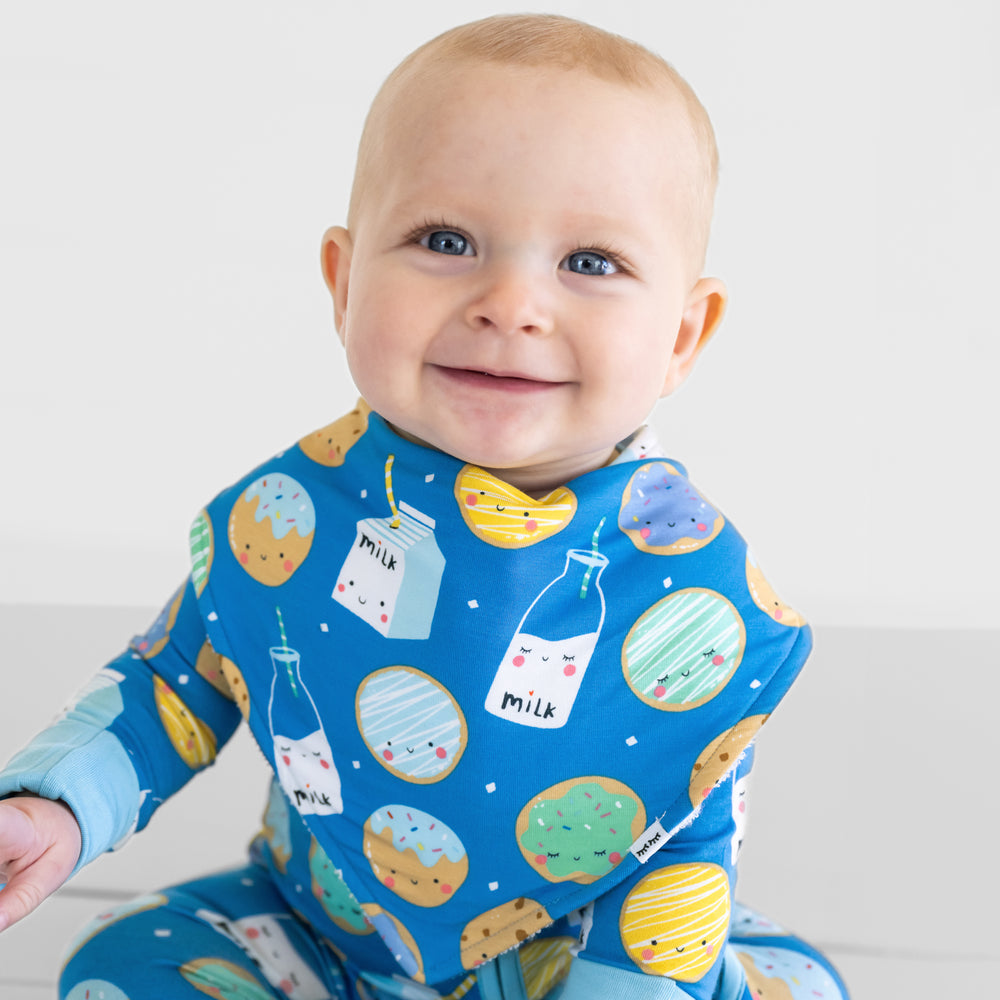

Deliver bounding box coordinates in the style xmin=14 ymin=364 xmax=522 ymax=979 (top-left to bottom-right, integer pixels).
xmin=64 ymin=982 xmax=133 ymax=1000
xmin=688 ymin=715 xmax=768 ymax=807
xmin=459 ymin=897 xmax=552 ymax=970
xmin=620 ymin=863 xmax=730 ymax=982
xmin=298 ymin=400 xmax=371 ymax=466
xmin=519 ymin=937 xmax=575 ymax=1000
xmin=180 ymin=958 xmax=274 ymax=1000
xmin=361 ymin=905 xmax=424 ymax=981
xmin=356 ymin=667 xmax=467 ymax=783
xmin=153 ymin=675 xmax=217 ymax=769
xmin=309 ymin=838 xmax=372 ymax=935
xmin=745 ymin=550 xmax=805 ymax=627
xmin=622 ymin=588 xmax=745 ymax=711
xmin=228 ymin=474 xmax=316 ymax=586
xmin=364 ymin=805 xmax=468 ymax=906
xmin=189 ymin=510 xmax=214 ymax=597
xmin=734 ymin=945 xmax=845 ymax=1000
xmin=456 ymin=465 xmax=577 ymax=547
xmin=516 ymin=777 xmax=646 ymax=884
xmin=619 ymin=462 xmax=723 ymax=555
xmin=63 ymin=893 xmax=168 ymax=961
xmin=131 ymin=585 xmax=184 ymax=659
xmin=220 ymin=655 xmax=251 ymax=720
xmin=730 ymin=902 xmax=787 ymax=938
xmin=193 ymin=639 xmax=229 ymax=697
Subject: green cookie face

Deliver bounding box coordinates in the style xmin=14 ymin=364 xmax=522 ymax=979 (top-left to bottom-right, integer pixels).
xmin=623 ymin=588 xmax=745 ymax=711
xmin=517 ymin=777 xmax=646 ymax=883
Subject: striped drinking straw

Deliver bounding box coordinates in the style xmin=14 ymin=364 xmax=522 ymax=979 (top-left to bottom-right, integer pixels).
xmin=275 ymin=606 xmax=297 ymax=696
xmin=580 ymin=516 xmax=607 ymax=598
xmin=384 ymin=455 xmax=401 ymax=529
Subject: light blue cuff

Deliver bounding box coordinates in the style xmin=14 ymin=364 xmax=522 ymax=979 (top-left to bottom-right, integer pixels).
xmin=560 ymin=958 xmax=692 ymax=1000
xmin=559 ymin=949 xmax=747 ymax=1000
xmin=0 ymin=720 xmax=142 ymax=875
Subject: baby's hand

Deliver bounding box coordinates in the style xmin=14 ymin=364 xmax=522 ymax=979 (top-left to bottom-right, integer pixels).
xmin=0 ymin=795 xmax=82 ymax=932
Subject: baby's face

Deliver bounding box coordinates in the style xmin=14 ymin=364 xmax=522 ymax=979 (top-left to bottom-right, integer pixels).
xmin=326 ymin=63 xmax=723 ymax=493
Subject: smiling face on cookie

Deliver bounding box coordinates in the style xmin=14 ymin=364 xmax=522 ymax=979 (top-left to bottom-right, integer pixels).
xmin=364 ymin=805 xmax=469 ymax=906
xmin=620 ymin=863 xmax=730 ymax=982
xmin=228 ymin=475 xmax=316 ymax=587
xmin=356 ymin=667 xmax=467 ymax=782
xmin=623 ymin=588 xmax=745 ymax=711
xmin=298 ymin=401 xmax=371 ymax=466
xmin=619 ymin=462 xmax=723 ymax=555
xmin=516 ymin=777 xmax=646 ymax=884
xmin=456 ymin=466 xmax=577 ymax=547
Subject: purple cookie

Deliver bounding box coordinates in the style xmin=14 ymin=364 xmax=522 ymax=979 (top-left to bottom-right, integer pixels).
xmin=619 ymin=462 xmax=723 ymax=554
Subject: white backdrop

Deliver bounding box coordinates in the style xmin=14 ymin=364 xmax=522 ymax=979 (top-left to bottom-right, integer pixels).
xmin=2 ymin=0 xmax=996 ymax=628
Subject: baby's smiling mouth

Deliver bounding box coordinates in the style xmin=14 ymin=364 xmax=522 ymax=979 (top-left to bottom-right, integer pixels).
xmin=434 ymin=365 xmax=562 ymax=392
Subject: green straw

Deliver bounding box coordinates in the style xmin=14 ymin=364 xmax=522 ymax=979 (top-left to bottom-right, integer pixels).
xmin=579 ymin=517 xmax=606 ymax=598
xmin=276 ymin=606 xmax=298 ymax=696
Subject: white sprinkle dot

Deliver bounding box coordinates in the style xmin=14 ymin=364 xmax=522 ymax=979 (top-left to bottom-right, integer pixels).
xmin=320 ymin=623 xmax=329 ymax=633
xmin=626 ymin=735 xmax=638 ymax=747
xmin=750 ymin=679 xmax=761 ymax=689
xmin=154 ymin=928 xmax=171 ymax=938
xmin=485 ymin=782 xmax=496 ymax=793
xmin=207 ymin=612 xmax=218 ymax=622
xmin=178 ymin=674 xmax=189 ymax=685
xmin=240 ymin=878 xmax=254 ymax=887
xmin=468 ymin=599 xmax=479 ymax=609
xmin=353 ymin=761 xmax=361 ymax=769
xmin=662 ymin=578 xmax=672 ymax=589
xmin=295 ymin=883 xmax=303 ymax=893
xmin=425 ymin=474 xmax=435 ymax=483
xmin=489 ymin=881 xmax=499 ymax=891
xmin=360 ymin=489 xmax=368 ymax=499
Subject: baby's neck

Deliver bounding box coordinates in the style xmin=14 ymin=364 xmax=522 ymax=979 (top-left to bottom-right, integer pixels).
xmin=385 ymin=421 xmax=620 ymax=498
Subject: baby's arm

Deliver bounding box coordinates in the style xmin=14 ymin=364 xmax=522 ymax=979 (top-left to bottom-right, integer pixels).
xmin=0 ymin=578 xmax=243 ymax=931
xmin=0 ymin=795 xmax=81 ymax=932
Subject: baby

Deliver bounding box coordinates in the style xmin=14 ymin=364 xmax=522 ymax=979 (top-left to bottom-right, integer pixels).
xmin=0 ymin=14 xmax=848 ymax=1000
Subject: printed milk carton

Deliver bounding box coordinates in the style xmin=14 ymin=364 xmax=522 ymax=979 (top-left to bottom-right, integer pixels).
xmin=333 ymin=501 xmax=445 ymax=640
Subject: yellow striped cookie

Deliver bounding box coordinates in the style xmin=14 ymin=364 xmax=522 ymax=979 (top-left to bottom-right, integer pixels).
xmin=620 ymin=863 xmax=730 ymax=982
xmin=456 ymin=466 xmax=577 ymax=548
xmin=153 ymin=675 xmax=217 ymax=769
xmin=519 ymin=936 xmax=575 ymax=1000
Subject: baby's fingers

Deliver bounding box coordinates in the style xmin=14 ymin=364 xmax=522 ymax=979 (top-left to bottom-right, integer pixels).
xmin=0 ymin=799 xmax=80 ymax=933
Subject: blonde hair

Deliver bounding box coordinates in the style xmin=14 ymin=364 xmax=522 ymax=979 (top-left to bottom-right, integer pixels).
xmin=348 ymin=14 xmax=719 ymax=266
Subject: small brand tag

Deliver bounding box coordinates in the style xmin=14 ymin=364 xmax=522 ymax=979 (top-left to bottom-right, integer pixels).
xmin=629 ymin=818 xmax=668 ymax=863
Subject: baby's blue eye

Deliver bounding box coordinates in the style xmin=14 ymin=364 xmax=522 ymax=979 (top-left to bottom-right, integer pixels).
xmin=564 ymin=250 xmax=617 ymax=275
xmin=423 ymin=230 xmax=470 ymax=256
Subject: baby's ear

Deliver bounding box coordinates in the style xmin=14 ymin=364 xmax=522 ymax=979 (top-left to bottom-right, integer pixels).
xmin=320 ymin=226 xmax=354 ymax=340
xmin=660 ymin=277 xmax=727 ymax=397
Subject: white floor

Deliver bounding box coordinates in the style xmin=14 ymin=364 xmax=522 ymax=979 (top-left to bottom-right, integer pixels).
xmin=0 ymin=604 xmax=997 ymax=998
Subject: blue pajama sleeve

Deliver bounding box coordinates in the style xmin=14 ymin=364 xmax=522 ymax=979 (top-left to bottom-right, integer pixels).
xmin=0 ymin=579 xmax=243 ymax=872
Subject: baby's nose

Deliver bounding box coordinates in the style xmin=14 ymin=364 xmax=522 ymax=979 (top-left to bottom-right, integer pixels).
xmin=465 ymin=263 xmax=554 ymax=336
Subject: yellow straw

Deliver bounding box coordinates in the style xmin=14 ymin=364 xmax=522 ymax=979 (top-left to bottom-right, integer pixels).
xmin=385 ymin=454 xmax=401 ymax=528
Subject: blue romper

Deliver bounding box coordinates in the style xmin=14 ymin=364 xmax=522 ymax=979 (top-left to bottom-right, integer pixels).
xmin=0 ymin=403 xmax=849 ymax=1000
